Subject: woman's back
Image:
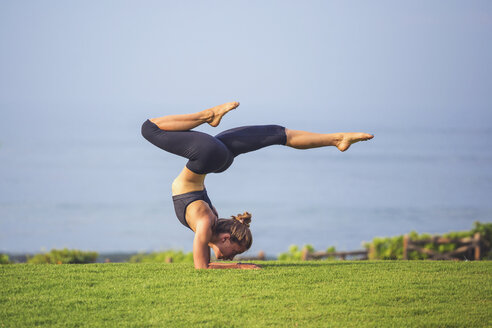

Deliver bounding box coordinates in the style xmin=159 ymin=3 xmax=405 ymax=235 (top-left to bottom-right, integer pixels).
xmin=172 ymin=167 xmax=207 ymax=196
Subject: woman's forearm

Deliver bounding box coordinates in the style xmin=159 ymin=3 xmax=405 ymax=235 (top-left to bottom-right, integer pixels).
xmin=207 ymin=262 xmax=240 ymax=269
xmin=206 ymin=262 xmax=260 ymax=269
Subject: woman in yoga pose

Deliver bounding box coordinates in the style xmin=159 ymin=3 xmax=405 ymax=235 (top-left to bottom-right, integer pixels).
xmin=141 ymin=102 xmax=373 ymax=269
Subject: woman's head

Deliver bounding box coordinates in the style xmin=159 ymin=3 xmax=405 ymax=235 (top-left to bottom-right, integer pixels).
xmin=210 ymin=212 xmax=253 ymax=260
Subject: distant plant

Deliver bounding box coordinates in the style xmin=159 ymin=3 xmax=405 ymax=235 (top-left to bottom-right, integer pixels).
xmin=128 ymin=250 xmax=193 ymax=263
xmin=278 ymin=244 xmax=337 ymax=261
xmin=325 ymin=246 xmax=337 ymax=260
xmin=0 ymin=254 xmax=10 ymax=264
xmin=472 ymin=221 xmax=492 ymax=259
xmin=364 ymin=221 xmax=492 ymax=260
xmin=27 ymin=249 xmax=98 ymax=264
xmin=364 ymin=234 xmax=406 ymax=260
xmin=278 ymin=245 xmax=307 ymax=261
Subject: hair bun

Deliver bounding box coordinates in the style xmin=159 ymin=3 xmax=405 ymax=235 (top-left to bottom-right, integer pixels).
xmin=231 ymin=212 xmax=252 ymax=227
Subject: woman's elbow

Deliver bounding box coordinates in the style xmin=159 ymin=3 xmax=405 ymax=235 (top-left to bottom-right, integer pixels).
xmin=194 ymin=262 xmax=209 ymax=270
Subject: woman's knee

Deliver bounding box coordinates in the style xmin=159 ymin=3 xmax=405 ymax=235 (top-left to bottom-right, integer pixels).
xmin=141 ymin=120 xmax=159 ymax=140
xmin=284 ymin=128 xmax=291 ymax=146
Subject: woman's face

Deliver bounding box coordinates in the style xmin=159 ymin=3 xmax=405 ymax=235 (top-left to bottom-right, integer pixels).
xmin=211 ymin=234 xmax=246 ymax=260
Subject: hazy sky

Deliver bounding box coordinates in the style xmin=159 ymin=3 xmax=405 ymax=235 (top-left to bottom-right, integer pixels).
xmin=1 ymin=1 xmax=492 ymax=253
xmin=1 ymin=1 xmax=491 ymax=132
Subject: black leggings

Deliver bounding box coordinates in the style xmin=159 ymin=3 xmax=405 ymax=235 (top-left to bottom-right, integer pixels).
xmin=141 ymin=120 xmax=287 ymax=174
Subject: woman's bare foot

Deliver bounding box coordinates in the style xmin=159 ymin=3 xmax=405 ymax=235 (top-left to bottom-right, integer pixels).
xmin=206 ymin=102 xmax=240 ymax=127
xmin=336 ymin=133 xmax=374 ymax=152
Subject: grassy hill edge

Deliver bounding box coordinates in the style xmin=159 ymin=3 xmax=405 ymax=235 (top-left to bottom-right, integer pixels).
xmin=1 ymin=261 xmax=491 ymax=327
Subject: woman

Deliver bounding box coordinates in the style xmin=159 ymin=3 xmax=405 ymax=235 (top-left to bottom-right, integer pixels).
xmin=141 ymin=102 xmax=373 ymax=269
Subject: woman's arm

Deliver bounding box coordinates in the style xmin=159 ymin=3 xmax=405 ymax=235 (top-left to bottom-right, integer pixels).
xmin=208 ymin=262 xmax=261 ymax=269
xmin=192 ymin=211 xmax=217 ymax=269
xmin=192 ymin=221 xmax=212 ymax=269
xmin=192 ymin=218 xmax=261 ymax=270
xmin=193 ymin=225 xmax=260 ymax=269
xmin=189 ymin=201 xmax=260 ymax=270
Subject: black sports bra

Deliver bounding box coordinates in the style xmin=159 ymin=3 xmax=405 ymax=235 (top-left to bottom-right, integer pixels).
xmin=172 ymin=189 xmax=217 ymax=230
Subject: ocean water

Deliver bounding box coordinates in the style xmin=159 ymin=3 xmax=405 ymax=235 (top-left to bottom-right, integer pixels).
xmin=1 ymin=116 xmax=491 ymax=257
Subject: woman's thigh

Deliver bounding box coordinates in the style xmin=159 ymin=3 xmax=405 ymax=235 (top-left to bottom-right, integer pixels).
xmin=141 ymin=120 xmax=233 ymax=174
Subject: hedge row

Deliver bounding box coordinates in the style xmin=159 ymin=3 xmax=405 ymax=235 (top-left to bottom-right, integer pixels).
xmin=363 ymin=221 xmax=492 ymax=260
xmin=128 ymin=250 xmax=193 ymax=263
xmin=2 ymin=222 xmax=490 ymax=264
xmin=0 ymin=254 xmax=10 ymax=264
xmin=26 ymin=248 xmax=98 ymax=264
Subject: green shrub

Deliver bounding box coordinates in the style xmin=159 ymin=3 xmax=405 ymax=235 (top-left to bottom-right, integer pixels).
xmin=128 ymin=250 xmax=193 ymax=263
xmin=278 ymin=244 xmax=337 ymax=261
xmin=472 ymin=221 xmax=492 ymax=259
xmin=364 ymin=221 xmax=492 ymax=260
xmin=27 ymin=249 xmax=98 ymax=264
xmin=278 ymin=245 xmax=307 ymax=261
xmin=0 ymin=254 xmax=10 ymax=264
xmin=365 ymin=235 xmax=406 ymax=260
xmin=325 ymin=246 xmax=337 ymax=260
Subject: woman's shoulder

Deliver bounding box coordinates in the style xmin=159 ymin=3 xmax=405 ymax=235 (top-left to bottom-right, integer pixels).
xmin=185 ymin=200 xmax=217 ymax=232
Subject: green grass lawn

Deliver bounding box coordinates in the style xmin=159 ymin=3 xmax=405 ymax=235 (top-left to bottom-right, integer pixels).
xmin=1 ymin=261 xmax=491 ymax=327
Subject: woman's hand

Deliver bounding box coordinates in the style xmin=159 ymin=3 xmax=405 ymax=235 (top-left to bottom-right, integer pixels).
xmin=206 ymin=262 xmax=262 ymax=269
xmin=237 ymin=262 xmax=261 ymax=270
